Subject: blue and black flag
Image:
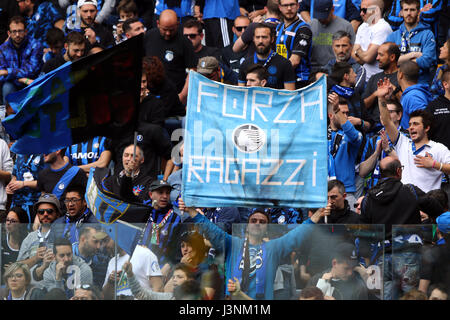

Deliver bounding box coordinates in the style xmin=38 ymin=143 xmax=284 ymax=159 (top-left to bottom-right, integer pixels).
xmin=85 ymin=167 xmax=150 ymax=255
xmin=2 ymin=34 xmax=144 ymax=155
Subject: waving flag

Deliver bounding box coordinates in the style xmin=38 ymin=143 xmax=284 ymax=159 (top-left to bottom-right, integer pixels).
xmin=2 ymin=34 xmax=143 ymax=155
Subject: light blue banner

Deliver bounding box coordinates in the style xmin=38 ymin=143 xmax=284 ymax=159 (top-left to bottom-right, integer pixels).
xmin=182 ymin=71 xmax=328 ymax=208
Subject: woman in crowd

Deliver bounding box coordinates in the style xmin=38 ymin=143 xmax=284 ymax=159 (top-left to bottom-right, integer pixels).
xmin=0 ymin=262 xmax=45 ymax=300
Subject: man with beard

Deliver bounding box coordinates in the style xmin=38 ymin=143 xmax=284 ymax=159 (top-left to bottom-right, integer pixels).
xmin=36 ymin=149 xmax=88 ymax=201
xmin=386 ymin=0 xmax=437 ymax=84
xmin=376 ymin=78 xmax=450 ymax=193
xmin=238 ymin=23 xmax=296 ymax=89
xmin=66 ymin=0 xmax=114 ymax=50
xmin=41 ymin=31 xmax=87 ymax=74
xmin=362 ymin=42 xmax=401 ymax=133
xmin=275 ymin=0 xmax=313 ymax=88
xmin=43 ymin=237 xmax=92 ymax=299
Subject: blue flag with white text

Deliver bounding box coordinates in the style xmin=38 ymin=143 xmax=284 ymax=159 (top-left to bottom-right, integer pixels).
xmin=181 ymin=71 xmax=328 ymax=208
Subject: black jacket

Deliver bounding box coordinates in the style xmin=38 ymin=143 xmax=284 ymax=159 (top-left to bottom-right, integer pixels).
xmin=360 ymin=178 xmax=423 ymax=240
xmin=318 ymin=201 xmax=360 ymax=224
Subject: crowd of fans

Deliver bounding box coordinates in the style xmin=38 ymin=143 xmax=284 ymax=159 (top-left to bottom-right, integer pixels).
xmin=0 ymin=0 xmax=449 ymax=300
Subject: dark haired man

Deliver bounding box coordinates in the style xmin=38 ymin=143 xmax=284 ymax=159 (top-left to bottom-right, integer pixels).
xmin=377 ymin=78 xmax=450 ymax=193
xmin=427 ymin=69 xmax=450 ymax=150
xmin=41 ymin=31 xmax=87 ymax=74
xmin=245 ymin=64 xmax=269 ymax=87
xmin=238 ymin=24 xmax=296 ymax=89
xmin=396 ymin=60 xmax=432 ymax=129
xmin=362 ymin=42 xmax=401 ymax=131
xmin=183 ymin=19 xmax=221 ymax=61
xmin=123 ymin=17 xmax=146 ymax=39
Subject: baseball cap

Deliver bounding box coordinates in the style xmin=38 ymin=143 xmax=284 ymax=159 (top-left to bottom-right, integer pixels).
xmin=436 ymin=213 xmax=450 ymax=234
xmin=334 ymin=242 xmax=358 ymax=266
xmin=313 ymin=0 xmax=334 ymax=20
xmin=149 ymin=180 xmax=173 ymax=192
xmin=77 ymin=0 xmax=98 ymax=8
xmin=197 ymin=56 xmax=219 ymax=75
xmin=33 ymin=193 xmax=62 ymax=215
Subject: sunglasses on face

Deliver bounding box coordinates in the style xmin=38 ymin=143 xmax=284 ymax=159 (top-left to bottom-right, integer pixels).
xmin=184 ymin=33 xmax=199 ymax=39
xmin=38 ymin=208 xmax=55 ymax=215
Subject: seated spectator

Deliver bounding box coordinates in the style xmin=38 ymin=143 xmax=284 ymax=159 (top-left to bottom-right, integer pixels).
xmin=41 ymin=31 xmax=87 ymax=75
xmin=139 ymin=62 xmax=166 ymax=128
xmin=298 ymin=286 xmax=326 ymax=300
xmin=385 ymin=0 xmax=437 ymax=84
xmin=0 ymin=0 xmax=20 ymax=44
xmin=0 ymin=262 xmax=45 ymax=300
xmin=244 ymin=63 xmax=269 ymax=87
xmin=307 ymin=242 xmax=368 ymax=300
xmin=399 ymin=288 xmax=428 ymax=300
xmin=1 ymin=207 xmax=30 ymax=285
xmin=36 ymin=149 xmax=88 ymax=200
xmin=307 ymin=0 xmax=355 ymax=73
xmin=0 ymin=16 xmax=43 ymax=104
xmin=113 ymin=0 xmax=140 ymax=44
xmin=42 ymin=237 xmax=93 ymax=299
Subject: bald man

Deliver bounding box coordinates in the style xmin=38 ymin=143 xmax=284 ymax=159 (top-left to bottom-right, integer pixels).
xmin=352 ymin=0 xmax=392 ymax=82
xmin=144 ymin=9 xmax=197 ymax=105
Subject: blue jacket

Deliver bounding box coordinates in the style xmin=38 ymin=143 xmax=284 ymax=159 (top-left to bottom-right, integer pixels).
xmin=400 ymin=83 xmax=432 ymax=129
xmin=328 ymin=121 xmax=363 ymax=193
xmin=191 ymin=213 xmax=315 ymax=300
xmin=386 ymin=22 xmax=436 ymax=84
xmin=0 ymin=36 xmax=43 ymax=86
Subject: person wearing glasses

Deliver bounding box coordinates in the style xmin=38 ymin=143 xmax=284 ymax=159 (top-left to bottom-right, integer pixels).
xmin=183 ymin=19 xmax=221 ymax=61
xmin=1 ymin=262 xmax=45 ymax=300
xmin=0 ymin=15 xmax=43 ymax=104
xmin=16 ymin=193 xmax=61 ymax=282
xmin=70 ymin=283 xmax=102 ymax=300
xmin=352 ymin=0 xmax=393 ymax=83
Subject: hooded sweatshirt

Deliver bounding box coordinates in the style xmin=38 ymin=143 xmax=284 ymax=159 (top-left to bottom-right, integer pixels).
xmin=386 ymin=22 xmax=437 ymax=84
xmin=400 ymin=83 xmax=432 ymax=129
